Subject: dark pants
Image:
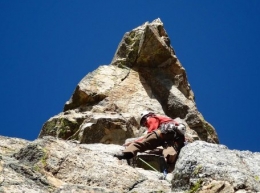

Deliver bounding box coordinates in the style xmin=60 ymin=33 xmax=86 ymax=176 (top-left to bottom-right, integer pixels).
xmin=123 ymin=131 xmax=179 ymax=164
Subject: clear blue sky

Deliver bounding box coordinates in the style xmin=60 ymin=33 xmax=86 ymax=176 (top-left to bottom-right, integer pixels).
xmin=1 ymin=1 xmax=259 ymax=152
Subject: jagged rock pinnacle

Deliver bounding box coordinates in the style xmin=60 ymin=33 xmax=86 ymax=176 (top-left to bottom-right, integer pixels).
xmin=39 ymin=19 xmax=218 ymax=144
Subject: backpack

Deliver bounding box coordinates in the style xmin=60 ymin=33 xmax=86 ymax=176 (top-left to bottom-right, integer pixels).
xmin=159 ymin=120 xmax=186 ymax=136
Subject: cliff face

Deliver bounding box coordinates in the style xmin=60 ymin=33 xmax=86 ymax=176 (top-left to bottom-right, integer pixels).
xmin=1 ymin=19 xmax=260 ymax=193
xmin=39 ymin=18 xmax=218 ymax=145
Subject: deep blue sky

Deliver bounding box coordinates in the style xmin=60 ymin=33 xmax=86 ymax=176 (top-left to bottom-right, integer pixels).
xmin=1 ymin=1 xmax=259 ymax=152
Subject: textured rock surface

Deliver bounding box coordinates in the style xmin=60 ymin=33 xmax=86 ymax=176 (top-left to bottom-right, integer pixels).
xmin=172 ymin=141 xmax=260 ymax=193
xmin=39 ymin=18 xmax=218 ymax=144
xmin=0 ymin=135 xmax=172 ymax=193
xmin=1 ymin=135 xmax=260 ymax=193
xmin=39 ymin=111 xmax=137 ymax=145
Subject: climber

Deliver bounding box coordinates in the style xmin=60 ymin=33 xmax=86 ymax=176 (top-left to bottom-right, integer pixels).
xmin=114 ymin=111 xmax=186 ymax=166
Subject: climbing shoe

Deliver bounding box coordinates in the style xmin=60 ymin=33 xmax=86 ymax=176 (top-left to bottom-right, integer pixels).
xmin=114 ymin=152 xmax=134 ymax=160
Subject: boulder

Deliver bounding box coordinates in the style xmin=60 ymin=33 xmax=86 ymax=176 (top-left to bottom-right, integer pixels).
xmin=39 ymin=111 xmax=138 ymax=144
xmin=172 ymin=141 xmax=260 ymax=192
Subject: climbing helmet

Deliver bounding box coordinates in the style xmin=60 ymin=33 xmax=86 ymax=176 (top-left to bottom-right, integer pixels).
xmin=140 ymin=111 xmax=154 ymax=126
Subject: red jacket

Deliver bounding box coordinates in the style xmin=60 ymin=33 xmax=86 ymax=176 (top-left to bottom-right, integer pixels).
xmin=145 ymin=115 xmax=177 ymax=133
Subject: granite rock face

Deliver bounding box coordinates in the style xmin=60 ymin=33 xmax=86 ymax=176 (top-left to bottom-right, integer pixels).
xmin=172 ymin=141 xmax=260 ymax=193
xmin=39 ymin=18 xmax=218 ymax=145
xmin=0 ymin=135 xmax=172 ymax=193
xmin=1 ymin=136 xmax=259 ymax=193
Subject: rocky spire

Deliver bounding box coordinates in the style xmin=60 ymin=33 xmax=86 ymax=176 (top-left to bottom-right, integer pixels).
xmin=39 ymin=19 xmax=218 ymax=144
